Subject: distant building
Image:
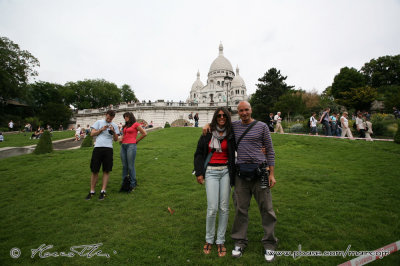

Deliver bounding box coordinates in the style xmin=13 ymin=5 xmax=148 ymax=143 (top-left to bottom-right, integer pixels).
xmin=188 ymin=43 xmax=248 ymax=106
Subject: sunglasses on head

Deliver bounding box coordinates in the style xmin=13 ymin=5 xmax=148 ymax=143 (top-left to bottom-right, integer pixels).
xmin=217 ymin=114 xmax=227 ymax=118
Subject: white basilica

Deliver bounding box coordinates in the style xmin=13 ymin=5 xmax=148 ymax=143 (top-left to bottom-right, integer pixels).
xmin=188 ymin=43 xmax=248 ymax=107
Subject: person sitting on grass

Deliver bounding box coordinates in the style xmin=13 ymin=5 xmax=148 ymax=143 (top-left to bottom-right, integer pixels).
xmin=31 ymin=127 xmax=43 ymax=139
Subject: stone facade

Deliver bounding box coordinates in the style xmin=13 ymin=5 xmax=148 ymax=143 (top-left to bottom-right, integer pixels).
xmin=74 ymin=102 xmax=239 ymax=129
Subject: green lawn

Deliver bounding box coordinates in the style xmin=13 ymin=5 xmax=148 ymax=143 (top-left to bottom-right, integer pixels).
xmin=0 ymin=131 xmax=75 ymax=148
xmin=0 ymin=128 xmax=399 ymax=265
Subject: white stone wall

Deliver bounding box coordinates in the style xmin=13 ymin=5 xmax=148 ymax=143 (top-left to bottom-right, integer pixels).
xmin=75 ymin=107 xmax=239 ymax=129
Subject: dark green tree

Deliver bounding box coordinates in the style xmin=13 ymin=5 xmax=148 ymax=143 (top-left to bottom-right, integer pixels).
xmin=394 ymin=121 xmax=400 ymax=144
xmin=121 ymin=84 xmax=138 ymax=103
xmin=0 ymin=36 xmax=40 ymax=103
xmin=339 ymin=86 xmax=378 ymax=111
xmin=382 ymin=85 xmax=400 ymax=113
xmin=331 ymin=67 xmax=366 ymax=102
xmin=250 ymin=68 xmax=294 ymax=121
xmin=33 ymin=130 xmax=53 ymax=154
xmin=27 ymin=81 xmax=64 ymax=110
xmin=65 ymin=79 xmax=122 ymax=109
xmin=39 ymin=102 xmax=72 ymax=128
xmin=361 ymin=55 xmax=400 ymax=88
xmin=274 ymin=92 xmax=307 ymax=119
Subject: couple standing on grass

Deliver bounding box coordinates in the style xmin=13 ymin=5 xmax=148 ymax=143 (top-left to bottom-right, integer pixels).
xmin=85 ymin=110 xmax=147 ymax=200
xmin=194 ymin=101 xmax=278 ymax=262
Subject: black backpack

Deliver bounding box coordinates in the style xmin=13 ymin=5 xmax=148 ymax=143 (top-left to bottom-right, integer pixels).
xmin=307 ymin=118 xmax=311 ymax=128
xmin=352 ymin=122 xmax=357 ymax=130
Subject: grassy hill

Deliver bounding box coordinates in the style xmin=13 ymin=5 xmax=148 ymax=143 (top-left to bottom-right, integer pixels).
xmin=0 ymin=127 xmax=399 ymax=265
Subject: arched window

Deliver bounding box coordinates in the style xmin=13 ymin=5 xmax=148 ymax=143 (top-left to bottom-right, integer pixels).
xmin=217 ymin=81 xmax=220 ymax=86
xmin=222 ymin=81 xmax=224 ymax=86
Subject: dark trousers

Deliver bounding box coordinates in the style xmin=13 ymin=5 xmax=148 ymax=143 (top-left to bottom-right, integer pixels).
xmin=231 ymin=175 xmax=278 ymax=250
xmin=322 ymin=121 xmax=331 ymax=136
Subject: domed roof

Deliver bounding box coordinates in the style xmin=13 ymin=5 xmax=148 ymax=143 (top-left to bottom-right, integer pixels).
xmin=231 ymin=66 xmax=245 ymax=88
xmin=209 ymin=43 xmax=233 ymax=73
xmin=191 ymin=70 xmax=204 ymax=91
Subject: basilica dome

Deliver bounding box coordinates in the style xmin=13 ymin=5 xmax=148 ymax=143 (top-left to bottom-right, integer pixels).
xmin=209 ymin=43 xmax=233 ymax=73
xmin=191 ymin=71 xmax=204 ymax=91
xmin=231 ymin=66 xmax=245 ymax=88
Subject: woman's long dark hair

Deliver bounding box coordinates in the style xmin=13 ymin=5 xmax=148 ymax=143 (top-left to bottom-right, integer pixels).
xmin=123 ymin=112 xmax=136 ymax=129
xmin=210 ymin=107 xmax=232 ymax=136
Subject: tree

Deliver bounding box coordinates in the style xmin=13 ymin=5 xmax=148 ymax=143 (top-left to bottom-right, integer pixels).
xmin=331 ymin=67 xmax=366 ymax=101
xmin=274 ymin=92 xmax=306 ymax=119
xmin=39 ymin=102 xmax=72 ymax=128
xmin=382 ymin=85 xmax=400 ymax=113
xmin=65 ymin=79 xmax=122 ymax=109
xmin=361 ymin=55 xmax=400 ymax=88
xmin=121 ymin=84 xmax=138 ymax=103
xmin=27 ymin=81 xmax=64 ymax=111
xmin=33 ymin=131 xmax=53 ymax=154
xmin=339 ymin=86 xmax=378 ymax=111
xmin=0 ymin=36 xmax=40 ymax=103
xmin=250 ymin=68 xmax=294 ymax=121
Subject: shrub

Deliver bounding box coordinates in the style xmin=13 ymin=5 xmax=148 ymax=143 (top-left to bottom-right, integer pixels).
xmin=81 ymin=135 xmax=93 ymax=148
xmin=289 ymin=123 xmax=305 ymax=133
xmin=394 ymin=121 xmax=400 ymax=144
xmin=293 ymin=114 xmax=305 ymax=121
xmin=164 ymin=122 xmax=171 ymax=128
xmin=33 ymin=131 xmax=53 ymax=154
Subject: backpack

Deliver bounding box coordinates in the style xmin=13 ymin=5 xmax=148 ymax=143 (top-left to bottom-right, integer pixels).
xmin=352 ymin=122 xmax=357 ymax=130
xmin=120 ymin=175 xmax=132 ymax=192
xmin=307 ymin=119 xmax=311 ymax=128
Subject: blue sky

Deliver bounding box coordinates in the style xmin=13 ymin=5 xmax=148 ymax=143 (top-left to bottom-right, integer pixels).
xmin=1 ymin=0 xmax=399 ymax=102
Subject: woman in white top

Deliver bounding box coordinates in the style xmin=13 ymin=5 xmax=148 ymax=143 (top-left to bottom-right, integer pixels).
xmin=340 ymin=112 xmax=354 ymax=139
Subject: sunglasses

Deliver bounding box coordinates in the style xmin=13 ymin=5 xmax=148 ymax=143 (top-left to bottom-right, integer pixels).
xmin=217 ymin=114 xmax=227 ymax=118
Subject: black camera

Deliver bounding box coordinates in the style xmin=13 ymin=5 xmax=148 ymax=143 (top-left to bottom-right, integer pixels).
xmin=257 ymin=162 xmax=270 ymax=189
xmin=108 ymin=129 xmax=114 ymax=135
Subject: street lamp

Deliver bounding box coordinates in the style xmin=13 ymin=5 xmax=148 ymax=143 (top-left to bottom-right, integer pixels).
xmin=224 ymin=74 xmax=232 ymax=108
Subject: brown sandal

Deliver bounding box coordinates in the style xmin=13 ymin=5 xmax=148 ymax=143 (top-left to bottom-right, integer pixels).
xmin=217 ymin=244 xmax=226 ymax=257
xmin=203 ymin=243 xmax=212 ymax=254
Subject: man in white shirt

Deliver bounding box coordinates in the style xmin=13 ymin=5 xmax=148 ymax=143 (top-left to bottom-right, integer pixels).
xmin=274 ymin=112 xmax=284 ymax=134
xmin=85 ymin=110 xmax=120 ymax=200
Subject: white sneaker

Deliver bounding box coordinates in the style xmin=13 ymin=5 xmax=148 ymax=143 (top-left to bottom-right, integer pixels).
xmin=232 ymin=246 xmax=243 ymax=258
xmin=264 ymin=249 xmax=275 ymax=262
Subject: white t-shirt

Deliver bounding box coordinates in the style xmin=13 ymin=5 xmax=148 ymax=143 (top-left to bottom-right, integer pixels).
xmin=75 ymin=127 xmax=81 ymax=135
xmin=274 ymin=115 xmax=282 ymax=123
xmin=356 ymin=117 xmax=365 ymax=130
xmin=340 ymin=116 xmax=348 ymax=128
xmin=91 ymin=119 xmax=120 ymax=148
xmin=310 ymin=116 xmax=317 ymax=127
xmin=8 ymin=121 xmax=14 ymax=128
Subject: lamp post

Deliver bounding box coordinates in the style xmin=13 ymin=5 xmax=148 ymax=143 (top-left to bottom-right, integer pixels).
xmin=224 ymin=74 xmax=232 ymax=108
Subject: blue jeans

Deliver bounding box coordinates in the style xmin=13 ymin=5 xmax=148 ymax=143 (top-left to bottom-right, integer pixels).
xmin=205 ymin=167 xmax=230 ymax=244
xmin=323 ymin=121 xmax=331 ymax=136
xmin=120 ymin=143 xmax=137 ymax=188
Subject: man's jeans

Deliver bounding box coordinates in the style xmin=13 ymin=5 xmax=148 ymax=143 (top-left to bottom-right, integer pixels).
xmin=205 ymin=167 xmax=230 ymax=244
xmin=120 ymin=143 xmax=137 ymax=188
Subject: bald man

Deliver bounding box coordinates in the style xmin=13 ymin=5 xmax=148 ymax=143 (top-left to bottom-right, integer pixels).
xmin=203 ymin=101 xmax=278 ymax=262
